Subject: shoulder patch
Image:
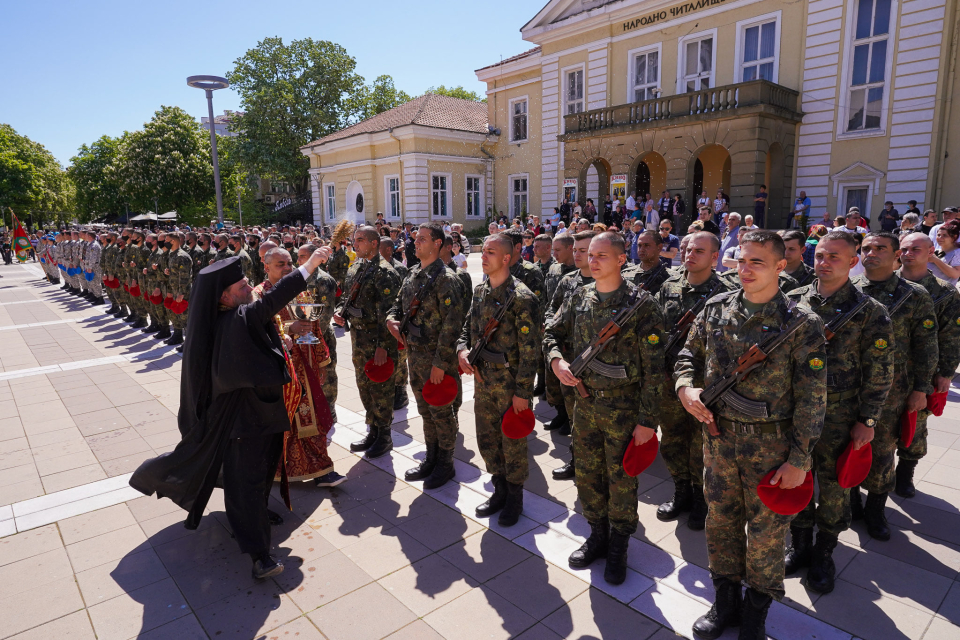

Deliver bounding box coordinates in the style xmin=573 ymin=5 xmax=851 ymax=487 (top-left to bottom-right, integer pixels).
xmin=520 ymin=325 xmax=530 ymax=334
xmin=874 ymin=338 xmax=888 ymax=350
xmin=383 ymin=288 xmax=391 ymax=295
xmin=923 ymin=319 xmax=935 ymax=329
xmin=955 ymin=317 xmax=960 ymax=326
xmin=646 ymin=333 xmax=660 ymax=345
xmin=443 ymin=297 xmax=452 ymax=306
xmin=809 ymin=358 xmax=825 ymax=371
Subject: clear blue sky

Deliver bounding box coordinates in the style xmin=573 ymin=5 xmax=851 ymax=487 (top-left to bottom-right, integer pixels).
xmin=1 ymin=0 xmax=544 ymax=166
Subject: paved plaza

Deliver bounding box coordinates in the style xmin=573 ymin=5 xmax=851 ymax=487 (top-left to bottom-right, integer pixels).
xmin=0 ymin=259 xmax=959 ymax=640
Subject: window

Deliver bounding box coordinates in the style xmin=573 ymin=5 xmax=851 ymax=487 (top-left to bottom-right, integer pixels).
xmin=270 ymin=181 xmax=289 ymax=194
xmin=510 ymin=98 xmax=528 ymax=142
xmin=431 ymin=174 xmax=450 ymax=218
xmin=564 ymin=68 xmax=584 ymax=115
xmin=844 ymin=186 xmax=869 ymax=213
xmin=632 ymin=49 xmax=660 ymax=102
xmin=682 ymin=35 xmax=714 ymax=92
xmin=325 ymin=184 xmax=336 ymax=221
xmin=466 ymin=176 xmax=482 ymax=217
xmin=385 ymin=176 xmax=401 ymax=218
xmin=510 ymin=175 xmax=528 ymax=217
xmin=741 ymin=20 xmax=776 ymax=81
xmin=846 ymin=0 xmax=891 ymax=132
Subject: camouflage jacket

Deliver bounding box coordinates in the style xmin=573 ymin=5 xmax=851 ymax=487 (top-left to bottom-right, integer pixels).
xmin=204 ymin=246 xmax=218 ymax=269
xmin=656 ymin=270 xmax=736 ymax=363
xmin=235 ymin=248 xmax=256 ymax=284
xmin=787 ymin=262 xmax=816 ymax=288
xmin=82 ymin=241 xmax=101 ymax=272
xmin=544 ymin=280 xmax=666 ymax=428
xmin=146 ymin=248 xmax=167 ymax=291
xmin=166 ymin=248 xmax=193 ymax=298
xmin=457 ymin=275 xmax=540 ymax=400
xmin=213 ymin=247 xmax=234 ymax=264
xmin=537 ymin=257 xmax=555 ymax=278
xmin=675 ymin=289 xmax=827 ymax=471
xmin=544 ymin=261 xmax=577 ymax=322
xmin=623 ymin=259 xmax=672 ymax=295
xmin=130 ymin=243 xmax=150 ymax=282
xmin=788 ymin=280 xmax=894 ymax=420
xmin=390 ymin=258 xmax=409 ymax=282
xmin=249 ymin=250 xmax=264 ymax=285
xmin=305 ymin=268 xmax=338 ymax=344
xmin=387 ymin=259 xmax=464 ymax=373
xmin=511 ymin=259 xmax=545 ymax=302
xmin=901 ymin=269 xmax=960 ymax=379
xmin=547 ymin=270 xmax=594 ymax=324
xmin=188 ymin=245 xmax=205 ymax=279
xmin=852 ymin=274 xmax=938 ymax=394
xmin=101 ymin=242 xmax=119 ymax=277
xmin=327 ymin=247 xmax=350 ymax=288
xmin=447 ymin=259 xmax=473 ymax=315
xmin=336 ymin=256 xmax=400 ymax=348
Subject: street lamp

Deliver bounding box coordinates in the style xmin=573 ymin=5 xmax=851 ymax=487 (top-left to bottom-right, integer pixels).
xmin=187 ymin=75 xmax=229 ymax=226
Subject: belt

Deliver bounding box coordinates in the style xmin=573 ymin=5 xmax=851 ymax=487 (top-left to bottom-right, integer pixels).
xmin=717 ymin=417 xmax=791 ymax=435
xmin=582 ymin=382 xmax=639 ymax=399
xmin=827 ymin=388 xmax=859 ymax=403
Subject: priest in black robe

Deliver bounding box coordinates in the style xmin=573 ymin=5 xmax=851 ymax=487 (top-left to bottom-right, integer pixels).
xmin=130 ymin=248 xmax=330 ymax=579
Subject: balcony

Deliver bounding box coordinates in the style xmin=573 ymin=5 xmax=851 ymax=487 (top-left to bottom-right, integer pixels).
xmin=559 ymin=79 xmax=802 ymax=139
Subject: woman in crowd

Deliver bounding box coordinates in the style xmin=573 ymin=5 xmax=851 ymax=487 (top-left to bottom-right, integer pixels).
xmin=930 ymin=219 xmax=960 ymax=286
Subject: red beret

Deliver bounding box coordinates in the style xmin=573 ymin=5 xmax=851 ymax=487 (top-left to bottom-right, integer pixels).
xmin=836 ymin=441 xmax=872 ymax=489
xmin=501 ymin=408 xmax=535 ymax=439
xmin=900 ymin=411 xmax=917 ymax=449
xmin=364 ymin=357 xmax=395 ymax=383
xmin=756 ymin=468 xmax=814 ymax=515
xmin=622 ymin=433 xmax=659 ymax=477
xmin=926 ymin=392 xmax=947 ymax=417
xmin=163 ymin=298 xmax=172 ymax=309
xmin=129 ymin=285 xmax=141 ymax=298
xmin=422 ymin=374 xmax=457 ymax=407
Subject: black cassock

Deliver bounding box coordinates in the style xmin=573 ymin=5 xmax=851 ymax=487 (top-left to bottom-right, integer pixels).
xmin=130 ymin=258 xmax=306 ymax=555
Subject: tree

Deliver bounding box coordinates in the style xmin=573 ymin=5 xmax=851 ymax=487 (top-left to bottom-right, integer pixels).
xmin=69 ymin=134 xmax=126 ymax=222
xmin=0 ymin=124 xmax=73 ymax=224
xmin=227 ymin=37 xmax=366 ymax=196
xmin=354 ymin=75 xmax=412 ymax=120
xmin=425 ymin=85 xmax=486 ymax=103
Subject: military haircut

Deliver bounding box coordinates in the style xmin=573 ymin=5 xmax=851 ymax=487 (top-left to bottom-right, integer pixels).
xmin=502 ymin=228 xmax=523 ymax=246
xmin=740 ymin=229 xmax=786 ymax=260
xmin=263 ymin=247 xmax=291 ymax=264
xmin=594 ymin=231 xmax=626 ymax=254
xmin=441 ymin=233 xmax=454 ymax=249
xmin=781 ymin=230 xmax=806 ymax=245
xmin=484 ymin=233 xmax=514 ymax=254
xmin=864 ymin=231 xmax=900 ymax=251
xmin=572 ymin=230 xmax=599 ymax=243
xmin=822 ymin=230 xmax=860 ymax=251
xmin=229 ymin=234 xmax=243 ymax=241
xmin=553 ymin=235 xmax=574 ymax=248
xmin=300 ymin=243 xmax=317 ymax=254
xmin=355 ymin=225 xmax=380 ymax=243
xmin=640 ymin=229 xmax=663 ymax=245
xmin=690 ymin=230 xmax=720 ymax=253
xmin=534 ymin=234 xmax=553 ymax=244
xmin=379 ymin=236 xmax=395 ymax=249
xmin=418 ymin=221 xmax=445 ymax=242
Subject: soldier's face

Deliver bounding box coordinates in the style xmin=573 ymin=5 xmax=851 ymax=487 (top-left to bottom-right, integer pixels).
xmin=814 ymin=238 xmax=858 ymax=283
xmin=534 ymin=240 xmax=552 ymax=261
xmin=737 ymin=242 xmax=785 ymax=294
xmin=480 ymin=240 xmax=510 ymax=275
xmin=587 ymin=238 xmax=625 ymax=279
xmin=637 ymin=235 xmax=660 ymax=262
xmin=414 ymin=230 xmax=440 ymax=261
xmin=898 ymin=236 xmax=933 ymax=268
xmin=860 ymin=237 xmax=899 ymax=272
xmin=298 ymin=248 xmax=312 ymax=264
xmin=573 ymin=240 xmax=591 ymax=270
xmin=783 ymin=239 xmax=804 ymax=267
xmin=552 ymin=240 xmax=573 ymax=264
xmin=684 ymin=236 xmax=717 ymax=274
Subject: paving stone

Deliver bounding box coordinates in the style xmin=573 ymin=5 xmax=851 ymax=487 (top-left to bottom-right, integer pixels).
xmin=87 ymin=577 xmax=191 ymax=640
xmin=308 ymin=582 xmax=417 ymax=640
xmin=378 ymin=553 xmax=477 ymax=616
xmin=423 ymin=586 xmax=537 ymax=640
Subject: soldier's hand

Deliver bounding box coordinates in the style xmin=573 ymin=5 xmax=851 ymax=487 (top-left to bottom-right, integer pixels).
xmin=850 ymin=421 xmax=875 ymax=450
xmin=678 ymin=387 xmax=716 ymax=433
xmin=163 ymin=268 xmax=170 ymax=275
xmin=934 ymin=374 xmax=952 ymax=394
xmin=429 ymin=366 xmax=445 ymax=385
xmin=373 ymin=347 xmax=388 ymax=366
xmin=175 ymin=295 xmax=183 ymax=303
xmin=386 ymin=319 xmax=401 ymax=341
xmin=906 ymin=390 xmax=927 ymax=413
xmin=512 ymin=395 xmax=529 ymax=414
xmin=632 ymin=424 xmax=656 ymax=446
xmin=551 ymin=358 xmax=580 ymax=387
xmin=771 ymin=461 xmax=805 ymax=490
xmin=152 ymin=288 xmax=160 ymax=297
xmin=333 ymin=313 xmax=345 ymax=327
xmin=458 ymin=350 xmax=480 ymax=382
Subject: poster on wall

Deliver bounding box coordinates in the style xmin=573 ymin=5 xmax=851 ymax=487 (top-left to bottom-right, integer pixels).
xmin=610 ymin=174 xmax=627 ymax=202
xmin=563 ymin=178 xmax=578 ymax=204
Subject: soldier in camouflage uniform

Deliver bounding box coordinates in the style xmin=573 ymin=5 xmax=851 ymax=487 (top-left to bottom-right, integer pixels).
xmin=677 ymin=231 xmax=827 ymax=640
xmin=851 ymin=232 xmax=938 ymax=540
xmin=114 ymin=231 xmax=133 ymax=320
xmin=163 ymin=232 xmax=192 ymax=346
xmin=246 ymin=233 xmax=264 ymax=285
xmin=534 ymin=233 xmax=555 ymax=279
xmin=439 ymin=234 xmax=472 ymax=417
xmin=894 ymin=232 xmax=960 ymax=497
xmin=81 ymin=230 xmax=104 ymax=304
xmin=623 ymin=230 xmax=672 ymax=294
xmin=67 ymin=231 xmax=83 ymax=295
xmin=655 ymin=232 xmax=732 ymax=531
xmin=719 ymin=262 xmax=800 ymax=293
xmin=381 ymin=236 xmax=411 ymax=410
xmin=458 ymin=234 xmax=540 ymax=527
xmin=202 ymin=233 xmax=218 ymax=270
xmin=142 ymin=233 xmax=170 ymax=339
xmin=101 ymin=231 xmax=121 ymax=314
xmin=334 ymin=226 xmax=401 ymax=459
xmin=388 ymin=222 xmax=464 ymax=490
xmin=297 ymin=243 xmax=339 ymax=424
xmin=542 ymin=234 xmax=576 ymax=432
xmin=128 ymin=231 xmax=151 ymax=329
xmin=212 ymin=234 xmax=234 ymax=263
xmin=781 ymin=230 xmax=816 ymax=287
xmin=327 ymin=242 xmax=350 ymax=293
xmin=504 ymin=229 xmax=546 ymax=396
xmin=784 ymin=231 xmax=894 ymax=595
xmin=230 ymin=234 xmax=256 ymax=284
xmin=545 ymin=231 xmax=666 ymax=585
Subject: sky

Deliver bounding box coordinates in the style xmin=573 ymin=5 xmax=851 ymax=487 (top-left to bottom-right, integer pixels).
xmin=1 ymin=0 xmax=545 ymax=166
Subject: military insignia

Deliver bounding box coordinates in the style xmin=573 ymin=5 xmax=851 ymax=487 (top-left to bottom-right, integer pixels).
xmin=384 ymin=288 xmax=391 ymax=295
xmin=520 ymin=326 xmax=530 ymax=334
xmin=809 ymin=358 xmax=825 ymax=371
xmin=444 ymin=297 xmax=452 ymax=306
xmin=646 ymin=334 xmax=660 ymax=345
xmin=874 ymin=339 xmax=888 ymax=350
xmin=923 ymin=319 xmax=934 ymax=329
xmin=956 ymin=317 xmax=960 ymax=326
xmin=321 ymin=296 xmax=327 ymax=302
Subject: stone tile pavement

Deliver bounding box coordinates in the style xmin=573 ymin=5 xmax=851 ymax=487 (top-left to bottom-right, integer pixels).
xmin=0 ymin=260 xmax=959 ymax=639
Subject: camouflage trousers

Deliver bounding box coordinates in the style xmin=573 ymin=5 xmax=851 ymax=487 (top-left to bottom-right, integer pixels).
xmin=573 ymin=394 xmax=639 ymax=534
xmin=544 ymin=354 xmax=564 ymax=408
xmin=104 ymin=276 xmax=119 ymax=305
xmin=474 ymin=365 xmax=528 ymax=485
xmin=793 ymin=400 xmax=857 ymax=536
xmin=704 ymin=423 xmax=793 ymax=600
xmin=321 ymin=330 xmax=339 ymax=424
xmin=87 ymin=266 xmax=103 ymax=297
xmin=659 ymin=378 xmax=703 ymax=488
xmin=408 ymin=348 xmax=459 ymax=451
xmin=863 ymin=372 xmax=909 ymax=495
xmin=897 ymin=408 xmax=930 ymax=462
xmin=69 ymin=268 xmax=82 ymax=290
xmin=350 ymin=329 xmax=397 ymax=429
xmin=148 ymin=290 xmax=168 ymax=325
xmin=136 ymin=277 xmax=150 ymax=316
xmin=170 ymin=304 xmax=188 ymax=330
xmin=396 ymin=340 xmax=409 ymax=389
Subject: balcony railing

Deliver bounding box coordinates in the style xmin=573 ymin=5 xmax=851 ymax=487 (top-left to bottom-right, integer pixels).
xmin=562 ymin=79 xmax=801 ymax=137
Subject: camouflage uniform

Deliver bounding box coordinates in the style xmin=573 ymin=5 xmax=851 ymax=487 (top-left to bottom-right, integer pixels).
xmin=188 ymin=244 xmax=206 ymax=280
xmin=544 ymin=281 xmax=665 ymax=534
xmin=543 ymin=261 xmax=577 ymax=408
xmin=457 ymin=276 xmax=540 ymax=484
xmin=166 ymin=248 xmax=193 ymax=331
xmin=549 ymin=271 xmax=595 ymax=425
xmin=130 ymin=242 xmax=151 ymax=318
xmin=897 ymin=271 xmax=960 ymax=463
xmin=327 ymin=247 xmax=350 ymax=290
xmin=337 ymin=256 xmax=401 ymax=431
xmin=249 ymin=248 xmax=263 ymax=285
xmin=511 ymin=260 xmax=546 ymax=390
xmin=101 ymin=240 xmax=120 ymax=307
xmin=390 ymin=257 xmax=410 ymax=391
xmin=447 ymin=260 xmax=473 ymax=414
xmin=787 ymin=280 xmax=894 ymax=535
xmin=235 ymin=247 xmax=256 ymax=284
xmin=675 ymin=290 xmax=827 ymax=599
xmin=623 ymin=259 xmax=672 ymax=294
xmin=306 ymin=268 xmax=340 ymax=423
xmin=852 ymin=274 xmax=937 ymax=494
xmin=82 ymin=239 xmax=103 ymax=299
xmin=388 ymin=260 xmax=464 ymax=451
xmin=720 ymin=268 xmax=800 ymax=293
xmin=787 ymin=263 xmax=816 ymax=288
xmin=212 ymin=246 xmax=234 ymax=264
xmin=145 ymin=246 xmax=168 ymax=327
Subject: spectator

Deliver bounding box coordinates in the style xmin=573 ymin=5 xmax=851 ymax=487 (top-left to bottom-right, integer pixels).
xmin=592 ymin=223 xmax=608 ymax=232
xmin=452 ymin=240 xmax=468 ymax=269
xmin=521 ymin=232 xmax=535 ymax=262
xmin=803 ymin=224 xmax=829 ymax=266
xmin=877 ymin=201 xmax=900 ymax=232
xmin=721 ymin=226 xmax=749 ymax=269
xmin=897 ymin=213 xmax=920 ymax=236
xmin=713 ymin=189 xmax=730 ymax=224
xmin=559 ymin=198 xmax=571 ymax=224
xmin=697 ymin=190 xmax=711 ymax=211
xmin=627 ymin=219 xmax=645 ymax=264
xmin=919 ymin=209 xmax=938 ymax=236
xmin=849 ymin=233 xmax=866 ymax=278
xmin=841 ymin=210 xmax=869 ymax=234
xmin=834 ymin=215 xmax=845 ymax=228
xmin=572 ymin=201 xmax=582 ymax=220
xmin=930 ymin=207 xmax=959 ymax=251
xmin=716 ymin=212 xmax=741 ymax=272
xmin=743 ymin=214 xmax=759 ymax=230
xmin=753 ymin=184 xmax=768 ymax=228
xmin=576 ymin=219 xmax=591 ymax=233
xmin=583 ymin=199 xmax=597 ymax=223
xmin=792 ymin=191 xmax=812 ymax=229
xmin=487 ymin=221 xmax=499 ymax=236
xmin=659 ymin=219 xmax=680 ymax=261
xmin=930 ymin=219 xmax=960 ymax=285
xmin=555 ymin=221 xmax=568 ymax=236
xmin=697 ymin=206 xmax=720 ymax=235
xmin=626 ymin=191 xmax=637 ymax=213
xmin=905 ymin=200 xmax=921 ymax=216
xmin=672 ymin=193 xmax=685 ymax=229
xmin=603 ymin=194 xmax=613 ymax=225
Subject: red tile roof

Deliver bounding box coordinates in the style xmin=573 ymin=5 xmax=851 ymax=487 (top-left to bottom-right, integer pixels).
xmin=475 ymin=46 xmax=542 ymax=72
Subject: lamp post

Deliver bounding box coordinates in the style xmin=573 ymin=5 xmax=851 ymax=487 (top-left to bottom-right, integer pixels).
xmin=187 ymin=75 xmax=229 ymax=226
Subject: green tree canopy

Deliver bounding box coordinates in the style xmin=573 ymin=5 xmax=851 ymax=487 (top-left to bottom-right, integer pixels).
xmin=354 ymin=75 xmax=412 ymax=120
xmin=424 ymin=85 xmax=486 ymax=103
xmin=69 ymin=133 xmax=126 ymax=222
xmin=0 ymin=124 xmax=73 ymax=222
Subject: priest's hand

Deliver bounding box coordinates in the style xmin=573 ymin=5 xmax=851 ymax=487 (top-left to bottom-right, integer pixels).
xmin=373 ymin=347 xmax=388 ymax=366
xmin=282 ymin=334 xmax=293 ymax=350
xmin=288 ymin=320 xmax=308 ymax=336
xmin=303 ymin=247 xmax=332 ymax=272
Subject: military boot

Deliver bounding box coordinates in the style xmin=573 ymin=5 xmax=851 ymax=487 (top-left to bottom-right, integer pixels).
xmin=533 ymin=376 xmax=545 ymax=398
xmin=93 ymin=296 xmax=105 ymax=306
xmin=568 ymin=518 xmax=608 ymax=568
xmin=693 ymin=578 xmax=742 ymax=640
xmin=476 ymin=475 xmax=507 ymax=518
xmin=393 ymin=385 xmax=409 ymax=410
xmin=657 ymin=480 xmax=693 ymax=521
xmin=141 ymin=317 xmax=160 ymax=333
xmin=423 ymin=446 xmax=456 ymax=490
xmin=603 ymin=530 xmax=630 ymax=585
xmin=350 ymin=425 xmax=377 ymax=452
xmin=365 ymin=425 xmax=393 ymax=459
xmin=544 ymin=405 xmax=569 ymax=431
xmin=404 ymin=441 xmax=438 ymax=481
xmin=784 ymin=526 xmax=814 ymax=574
xmin=688 ymin=486 xmax=707 ymax=531
xmin=106 ymin=302 xmax=119 ymax=315
xmin=552 ymin=454 xmax=576 ymax=480
xmin=738 ymin=587 xmax=772 ymax=640
xmin=118 ymin=305 xmax=131 ymax=319
xmin=806 ymin=531 xmax=839 ymax=594
xmin=850 ymin=486 xmax=864 ymax=520
xmin=864 ymin=492 xmax=891 ymax=541
xmin=131 ymin=315 xmax=147 ymax=329
xmin=895 ymin=459 xmax=918 ymax=498
xmin=165 ymin=329 xmax=184 ymax=345
xmin=498 ymin=482 xmax=524 ymax=527
xmin=154 ymin=324 xmax=172 ymax=340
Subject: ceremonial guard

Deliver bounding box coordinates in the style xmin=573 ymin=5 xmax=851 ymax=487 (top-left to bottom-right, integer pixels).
xmin=624 ymin=230 xmax=672 ymax=294
xmin=128 ymin=231 xmax=151 ymax=329
xmin=143 ymin=233 xmax=171 ymax=339
xmin=380 ymin=237 xmax=410 ymax=410
xmin=504 ymin=229 xmax=546 ymax=395
xmin=163 ymin=232 xmax=192 ymax=346
xmin=102 ymin=231 xmax=122 ymax=314
xmin=781 ymin=230 xmax=816 ymax=286
xmin=298 ymin=243 xmax=340 ymax=424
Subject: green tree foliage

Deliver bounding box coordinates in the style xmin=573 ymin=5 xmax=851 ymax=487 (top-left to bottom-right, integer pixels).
xmin=424 ymin=85 xmax=486 ymax=103
xmin=354 ymin=75 xmax=412 ymax=120
xmin=0 ymin=124 xmax=73 ymax=224
xmin=227 ymin=37 xmax=365 ymax=196
xmin=69 ymin=134 xmax=126 ymax=222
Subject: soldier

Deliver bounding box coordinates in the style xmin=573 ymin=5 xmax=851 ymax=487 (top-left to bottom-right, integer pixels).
xmin=333 ymin=226 xmax=401 ymax=459
xmin=297 ymin=243 xmax=340 ymax=424
xmin=68 ymin=230 xmax=83 ymax=295
xmin=533 ymin=234 xmax=555 ymax=278
xmin=246 ymin=233 xmax=264 ymax=285
xmin=82 ymin=230 xmax=104 ymax=305
xmin=781 ymin=230 xmax=816 ymax=286
xmin=438 ymin=234 xmax=472 ymax=419
xmin=677 ymin=230 xmax=827 ymax=640
xmin=388 ymin=222 xmax=465 ymax=489
xmin=504 ymin=228 xmax=546 ymax=397
xmin=163 ymin=232 xmax=192 ymax=346
xmin=327 ymin=238 xmax=350 ymax=291
xmin=655 ymin=231 xmax=732 ymax=531
xmin=381 ymin=236 xmax=411 ymax=410
xmin=143 ymin=233 xmax=171 ymax=339
xmin=128 ymin=230 xmax=151 ymax=329
xmin=851 ymin=232 xmax=937 ymax=540
xmin=230 ymin=234 xmax=256 ymax=284
xmin=212 ymin=234 xmax=233 ymax=263
xmin=201 ymin=233 xmax=218 ymax=270
xmin=545 ymin=231 xmax=666 ymax=584
xmin=784 ymin=231 xmax=894 ymax=594
xmin=542 ymin=234 xmax=576 ymax=433
xmin=101 ymin=231 xmax=121 ymax=314
xmin=624 ymin=230 xmax=672 ymax=294
xmin=894 ymin=232 xmax=960 ymax=497
xmin=112 ymin=232 xmax=132 ymax=318
xmin=457 ymin=233 xmax=540 ymax=526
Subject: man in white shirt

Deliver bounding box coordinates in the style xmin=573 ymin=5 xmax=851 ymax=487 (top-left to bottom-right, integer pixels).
xmin=626 ymin=191 xmax=637 ymax=213
xmin=841 ymin=210 xmax=870 ymax=235
xmin=743 ymin=214 xmax=759 ymax=230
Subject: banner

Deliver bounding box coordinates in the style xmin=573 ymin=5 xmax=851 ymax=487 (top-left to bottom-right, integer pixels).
xmin=10 ymin=212 xmax=32 ymax=263
xmin=563 ymin=178 xmax=578 ymax=204
xmin=610 ymin=175 xmax=627 ymax=202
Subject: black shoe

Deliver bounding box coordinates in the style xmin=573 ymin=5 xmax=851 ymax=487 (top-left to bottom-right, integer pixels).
xmin=533 ymin=379 xmax=545 ymax=398
xmin=688 ymin=487 xmax=707 ymax=531
xmin=806 ymin=531 xmax=838 ymax=594
xmin=365 ymin=425 xmax=393 ymax=459
xmin=141 ymin=321 xmax=160 ymax=333
xmin=895 ymin=459 xmax=918 ymax=498
xmin=314 ymin=470 xmax=346 ymax=487
xmin=568 ymin=518 xmax=608 ymax=568
xmin=176 ymin=343 xmax=183 ymax=353
xmin=544 ymin=407 xmax=569 ymax=432
xmin=131 ymin=316 xmax=147 ymax=329
xmin=850 ymin=486 xmax=864 ymax=521
xmin=267 ymin=510 xmax=283 ymax=526
xmin=124 ymin=311 xmax=138 ymax=323
xmin=423 ymin=447 xmax=456 ymax=490
xmin=552 ymin=459 xmax=576 ymax=480
xmin=864 ymin=492 xmax=891 ymax=541
xmin=693 ymin=578 xmax=742 ymax=640
xmin=251 ymin=554 xmax=284 ymax=580
xmin=118 ymin=307 xmax=131 ymax=318
xmin=154 ymin=325 xmax=171 ymax=340
xmin=784 ymin=526 xmax=813 ymax=575
xmin=405 ymin=442 xmax=438 ymax=481
xmin=93 ymin=296 xmax=105 ymax=305
xmin=657 ymin=480 xmax=693 ymax=521
xmin=165 ymin=328 xmax=184 ymax=345
xmin=498 ymin=482 xmax=524 ymax=527
xmin=557 ymin=422 xmax=572 ymax=436
xmin=603 ymin=531 xmax=630 ymax=585
xmin=738 ymin=587 xmax=772 ymax=640
xmin=476 ymin=475 xmax=507 ymax=518
xmin=106 ymin=303 xmax=119 ymax=314
xmin=350 ymin=426 xmax=377 ymax=452
xmin=393 ymin=386 xmax=409 ymax=410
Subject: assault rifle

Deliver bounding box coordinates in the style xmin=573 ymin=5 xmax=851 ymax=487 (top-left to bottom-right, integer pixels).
xmin=637 ymin=261 xmax=669 ymax=291
xmin=664 ymin=281 xmax=725 ymax=358
xmin=466 ymin=288 xmax=517 ymax=367
xmin=568 ymin=290 xmax=650 ymax=398
xmin=823 ymin=295 xmax=873 ymax=341
xmin=397 ymin=262 xmax=445 ymax=346
xmin=339 ymin=260 xmax=380 ymax=331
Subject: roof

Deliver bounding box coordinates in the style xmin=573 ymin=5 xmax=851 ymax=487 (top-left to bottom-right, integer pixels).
xmin=302 ymin=94 xmax=489 ymax=149
xmin=475 ymin=46 xmax=542 ymax=72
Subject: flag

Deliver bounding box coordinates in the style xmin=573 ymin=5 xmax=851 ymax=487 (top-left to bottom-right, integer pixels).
xmin=10 ymin=211 xmax=32 ymax=263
